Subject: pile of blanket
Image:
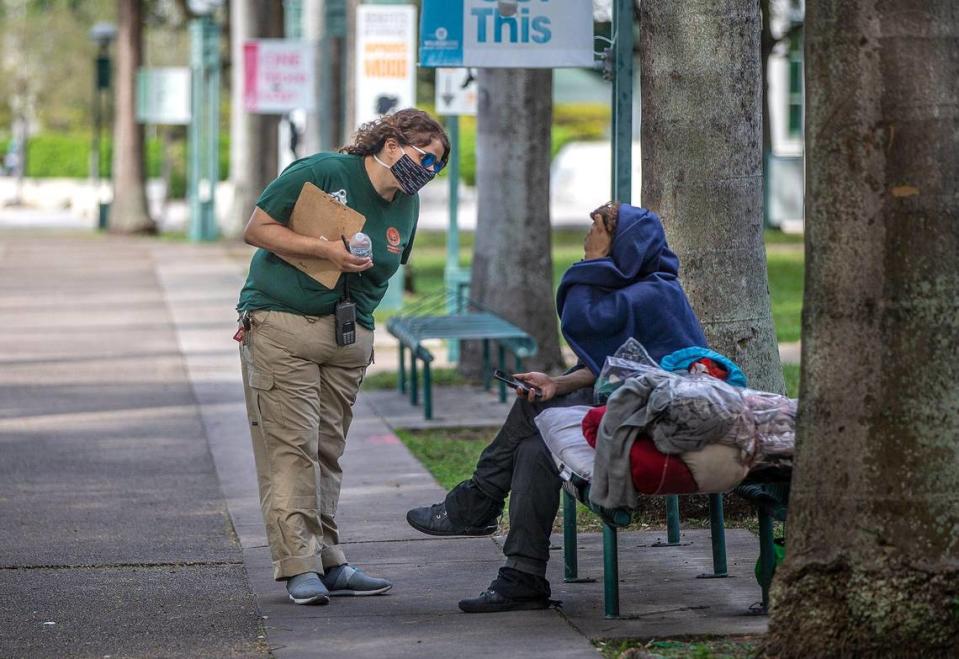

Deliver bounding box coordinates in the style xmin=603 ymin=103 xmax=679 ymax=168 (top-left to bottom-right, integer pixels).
xmin=535 ymin=359 xmax=797 ymax=510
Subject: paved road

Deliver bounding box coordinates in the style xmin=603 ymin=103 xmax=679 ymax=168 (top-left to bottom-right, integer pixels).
xmin=0 ymin=233 xmax=263 ymax=657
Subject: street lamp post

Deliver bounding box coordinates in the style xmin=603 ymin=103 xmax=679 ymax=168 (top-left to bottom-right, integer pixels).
xmin=89 ymin=21 xmax=117 ymax=231
xmin=188 ymin=0 xmax=223 ymax=242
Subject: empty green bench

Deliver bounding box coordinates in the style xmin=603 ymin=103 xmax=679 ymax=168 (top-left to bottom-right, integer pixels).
xmin=386 ymin=295 xmax=537 ymax=420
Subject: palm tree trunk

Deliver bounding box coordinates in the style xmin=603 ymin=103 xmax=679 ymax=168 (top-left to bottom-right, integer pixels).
xmin=110 ymin=0 xmax=155 ymax=234
xmin=765 ymin=1 xmax=959 ymax=654
xmin=464 ymin=68 xmax=565 ymax=375
xmin=639 ymin=0 xmax=783 ymax=393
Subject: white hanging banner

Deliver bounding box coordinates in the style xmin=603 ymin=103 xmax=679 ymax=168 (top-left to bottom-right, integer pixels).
xmin=244 ymin=39 xmax=316 ymax=114
xmin=355 ymin=4 xmax=418 ymax=127
xmin=420 ymin=0 xmax=595 ymax=68
xmin=435 ymin=68 xmax=477 ymax=116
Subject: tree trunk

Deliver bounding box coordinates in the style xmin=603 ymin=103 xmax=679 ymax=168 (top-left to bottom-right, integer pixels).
xmin=766 ymin=2 xmax=959 ymax=655
xmin=760 ymin=0 xmax=774 ymax=160
xmin=227 ymin=0 xmax=282 ymax=236
xmin=463 ymin=68 xmax=565 ymax=376
xmin=640 ymin=1 xmax=783 ymax=392
xmin=110 ymin=0 xmax=155 ymax=234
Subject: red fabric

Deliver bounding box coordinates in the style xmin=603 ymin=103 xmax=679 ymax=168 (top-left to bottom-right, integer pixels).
xmin=581 ymin=405 xmax=699 ymax=495
xmin=582 ymin=406 xmax=606 ymax=447
xmin=691 ymin=357 xmax=729 ymax=380
xmin=629 ymin=438 xmax=699 ymax=495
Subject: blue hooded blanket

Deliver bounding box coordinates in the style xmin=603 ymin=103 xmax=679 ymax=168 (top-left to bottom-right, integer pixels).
xmin=556 ymin=205 xmax=707 ymax=375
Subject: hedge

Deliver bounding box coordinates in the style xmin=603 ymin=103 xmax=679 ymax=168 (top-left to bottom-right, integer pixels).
xmin=3 ymin=103 xmax=609 ymax=195
xmin=2 ymin=132 xmax=230 ymax=199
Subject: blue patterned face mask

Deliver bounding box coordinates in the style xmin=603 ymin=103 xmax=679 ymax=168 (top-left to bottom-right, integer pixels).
xmin=375 ymin=146 xmax=437 ymax=196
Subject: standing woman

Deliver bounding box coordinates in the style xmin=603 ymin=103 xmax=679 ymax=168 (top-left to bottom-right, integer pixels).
xmin=236 ymin=109 xmax=450 ymax=605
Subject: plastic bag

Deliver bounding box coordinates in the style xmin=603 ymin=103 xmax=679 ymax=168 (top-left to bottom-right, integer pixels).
xmin=596 ymin=338 xmax=797 ymax=464
xmin=593 ymin=338 xmax=660 ymax=405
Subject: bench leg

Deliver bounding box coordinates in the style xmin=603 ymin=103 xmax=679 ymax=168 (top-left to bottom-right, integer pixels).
xmin=497 ymin=344 xmax=507 ymax=403
xmin=666 ymin=495 xmax=681 ymax=544
xmin=705 ymin=493 xmax=728 ymax=577
xmin=397 ymin=343 xmax=406 ymax=394
xmin=563 ymin=490 xmax=578 ymax=581
xmin=602 ymin=522 xmax=620 ymax=619
xmin=423 ymin=360 xmax=433 ymax=421
xmin=482 ymin=339 xmax=491 ymax=390
xmin=410 ymin=353 xmax=419 ymax=406
xmin=758 ymin=510 xmax=775 ymax=612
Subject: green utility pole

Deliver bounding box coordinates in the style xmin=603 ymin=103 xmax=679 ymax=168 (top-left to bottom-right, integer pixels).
xmin=445 ymin=115 xmax=461 ymax=289
xmin=611 ymin=0 xmax=633 ymax=205
xmin=188 ymin=14 xmax=221 ymax=242
xmin=320 ymin=0 xmax=347 ymax=151
xmin=89 ymin=22 xmax=117 ymax=231
xmin=284 ymin=0 xmax=304 ymax=38
xmin=444 ymin=115 xmax=468 ymax=360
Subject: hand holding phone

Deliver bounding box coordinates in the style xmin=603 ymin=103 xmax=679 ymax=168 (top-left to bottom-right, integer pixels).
xmin=492 ymin=369 xmax=543 ymax=400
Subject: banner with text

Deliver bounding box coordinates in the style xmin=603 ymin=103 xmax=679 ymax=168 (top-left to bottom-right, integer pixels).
xmin=420 ymin=0 xmax=594 ymax=68
xmin=244 ymin=40 xmax=315 ymax=114
xmin=355 ymin=4 xmax=418 ymax=127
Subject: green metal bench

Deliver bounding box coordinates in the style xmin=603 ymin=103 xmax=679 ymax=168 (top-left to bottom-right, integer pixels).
xmin=562 ymin=488 xmax=729 ymax=618
xmin=562 ymin=479 xmax=788 ymax=618
xmin=386 ymin=292 xmax=538 ymax=420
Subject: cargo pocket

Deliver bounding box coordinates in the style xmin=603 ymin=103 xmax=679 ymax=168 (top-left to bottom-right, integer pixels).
xmin=249 ymin=369 xmax=284 ymax=427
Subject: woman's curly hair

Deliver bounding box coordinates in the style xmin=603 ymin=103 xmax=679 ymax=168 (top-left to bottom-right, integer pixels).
xmin=340 ymin=108 xmax=451 ymax=166
xmin=591 ymin=201 xmax=620 ymax=236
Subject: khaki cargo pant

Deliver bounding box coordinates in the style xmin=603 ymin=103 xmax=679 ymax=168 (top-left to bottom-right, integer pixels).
xmin=239 ymin=309 xmax=373 ymax=580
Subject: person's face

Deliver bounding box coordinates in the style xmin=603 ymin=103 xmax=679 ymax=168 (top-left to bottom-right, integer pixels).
xmin=584 ymin=212 xmax=613 ymax=259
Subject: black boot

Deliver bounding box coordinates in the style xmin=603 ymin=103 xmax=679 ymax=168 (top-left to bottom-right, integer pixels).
xmin=458 ymin=567 xmax=557 ymax=613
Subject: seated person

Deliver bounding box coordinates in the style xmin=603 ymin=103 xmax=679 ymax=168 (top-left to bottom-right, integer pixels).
xmin=406 ymin=202 xmax=708 ymax=613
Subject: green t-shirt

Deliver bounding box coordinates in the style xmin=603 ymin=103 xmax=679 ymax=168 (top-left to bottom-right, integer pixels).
xmin=237 ymin=152 xmax=418 ymax=330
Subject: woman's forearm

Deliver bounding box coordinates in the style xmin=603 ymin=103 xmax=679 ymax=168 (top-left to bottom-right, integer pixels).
xmin=243 ymin=207 xmax=332 ymax=261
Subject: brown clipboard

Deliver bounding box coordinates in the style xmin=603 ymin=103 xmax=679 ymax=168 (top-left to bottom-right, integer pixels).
xmin=279 ymin=182 xmax=366 ymax=289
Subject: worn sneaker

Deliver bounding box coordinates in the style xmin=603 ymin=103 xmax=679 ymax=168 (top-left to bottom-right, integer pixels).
xmin=286 ymin=572 xmax=330 ymax=605
xmin=406 ymin=502 xmax=497 ymax=537
xmin=457 ymin=589 xmax=553 ymax=613
xmin=321 ymin=564 xmax=392 ymax=596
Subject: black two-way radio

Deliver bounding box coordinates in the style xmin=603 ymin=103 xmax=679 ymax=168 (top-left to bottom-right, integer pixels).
xmin=334 ymin=236 xmax=358 ymax=346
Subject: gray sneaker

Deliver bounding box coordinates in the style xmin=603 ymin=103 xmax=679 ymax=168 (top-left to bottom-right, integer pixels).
xmin=321 ymin=564 xmax=392 ymax=596
xmin=286 ymin=572 xmax=330 ymax=605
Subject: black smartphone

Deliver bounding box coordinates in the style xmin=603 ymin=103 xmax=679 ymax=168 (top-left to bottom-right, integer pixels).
xmin=492 ymin=369 xmax=542 ymax=400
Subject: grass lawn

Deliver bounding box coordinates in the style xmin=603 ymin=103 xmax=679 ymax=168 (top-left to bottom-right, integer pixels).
xmin=596 ymin=636 xmax=762 ymax=659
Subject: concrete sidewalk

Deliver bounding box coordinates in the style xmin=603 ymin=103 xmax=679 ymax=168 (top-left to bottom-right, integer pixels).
xmin=1 ymin=231 xmax=768 ymax=658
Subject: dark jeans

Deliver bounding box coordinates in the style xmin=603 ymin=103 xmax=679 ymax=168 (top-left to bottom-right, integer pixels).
xmin=444 ymin=388 xmax=594 ymax=578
